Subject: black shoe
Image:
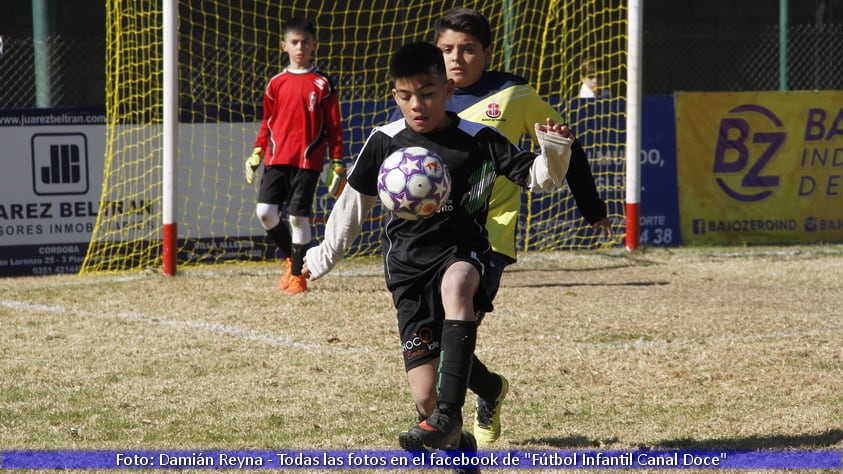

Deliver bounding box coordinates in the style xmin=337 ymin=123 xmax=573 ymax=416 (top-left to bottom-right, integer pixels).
xmin=398 ymin=409 xmax=463 ymax=450
xmin=452 ymin=431 xmax=480 ymax=474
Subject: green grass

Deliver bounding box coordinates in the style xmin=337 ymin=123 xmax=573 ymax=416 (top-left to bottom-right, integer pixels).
xmin=1 ymin=245 xmax=842 ymax=472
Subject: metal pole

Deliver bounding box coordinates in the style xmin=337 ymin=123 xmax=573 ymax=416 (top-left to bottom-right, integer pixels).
xmin=503 ymin=0 xmax=513 ymax=70
xmin=779 ymin=0 xmax=788 ymax=91
xmin=32 ymin=0 xmax=53 ymax=107
xmin=625 ymin=0 xmax=642 ymax=251
xmin=162 ymin=0 xmax=178 ymax=275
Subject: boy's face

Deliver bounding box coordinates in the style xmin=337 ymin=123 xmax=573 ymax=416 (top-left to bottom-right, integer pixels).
xmin=435 ymin=29 xmax=492 ymax=88
xmin=281 ymin=30 xmax=316 ymax=69
xmin=582 ymin=70 xmax=604 ymax=94
xmin=392 ymin=74 xmax=454 ymax=134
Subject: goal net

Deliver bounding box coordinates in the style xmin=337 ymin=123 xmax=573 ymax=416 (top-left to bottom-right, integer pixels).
xmin=82 ymin=0 xmax=626 ymax=273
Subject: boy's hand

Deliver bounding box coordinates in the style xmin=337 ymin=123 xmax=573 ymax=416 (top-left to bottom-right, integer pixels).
xmin=245 ymin=147 xmax=263 ymax=184
xmin=592 ymin=217 xmax=614 ymax=237
xmin=302 ymin=256 xmax=312 ymax=280
xmin=535 ymin=118 xmax=573 ymax=139
xmin=326 ymin=158 xmax=347 ymax=198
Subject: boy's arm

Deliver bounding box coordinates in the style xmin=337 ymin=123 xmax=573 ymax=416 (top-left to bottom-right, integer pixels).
xmin=324 ymin=90 xmax=344 ymax=161
xmin=526 ymin=124 xmax=573 ymax=192
xmin=303 ymin=185 xmax=377 ymax=280
xmin=565 ymin=138 xmax=608 ymax=225
xmin=254 ymin=84 xmax=273 ymax=150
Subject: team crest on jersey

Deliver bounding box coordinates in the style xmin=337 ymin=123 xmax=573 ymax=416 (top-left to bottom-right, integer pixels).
xmin=308 ymin=91 xmax=317 ymax=111
xmin=485 ymin=101 xmax=502 ymax=119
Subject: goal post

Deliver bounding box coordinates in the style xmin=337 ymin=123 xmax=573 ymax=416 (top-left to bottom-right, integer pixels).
xmin=625 ymin=0 xmax=643 ymax=251
xmin=82 ymin=0 xmax=630 ymax=274
xmin=162 ymin=0 xmax=178 ymax=275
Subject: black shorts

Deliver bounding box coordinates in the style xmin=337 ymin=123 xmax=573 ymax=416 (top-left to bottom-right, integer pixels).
xmin=258 ymin=165 xmax=321 ymax=217
xmin=395 ymin=251 xmax=492 ymax=371
xmin=484 ymin=250 xmax=514 ymax=302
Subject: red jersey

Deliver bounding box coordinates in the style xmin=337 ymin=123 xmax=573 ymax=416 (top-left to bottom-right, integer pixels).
xmin=254 ymin=66 xmax=344 ymax=171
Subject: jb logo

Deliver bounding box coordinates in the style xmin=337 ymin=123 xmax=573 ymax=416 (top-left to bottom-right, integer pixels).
xmin=31 ymin=133 xmax=90 ymax=196
xmin=713 ymin=105 xmax=785 ymax=202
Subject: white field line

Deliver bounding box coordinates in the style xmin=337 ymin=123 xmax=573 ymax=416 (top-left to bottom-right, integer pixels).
xmin=1 ymin=299 xmax=371 ymax=355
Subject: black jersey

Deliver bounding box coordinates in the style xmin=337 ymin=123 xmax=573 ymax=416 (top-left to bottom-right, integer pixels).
xmin=347 ymin=112 xmax=539 ymax=292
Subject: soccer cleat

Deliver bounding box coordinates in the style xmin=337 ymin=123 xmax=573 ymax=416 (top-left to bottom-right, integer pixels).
xmin=398 ymin=409 xmax=463 ymax=451
xmin=452 ymin=431 xmax=481 ymax=474
xmin=277 ymin=258 xmax=293 ymax=290
xmin=284 ymin=274 xmax=307 ymax=295
xmin=474 ymin=374 xmax=508 ymax=446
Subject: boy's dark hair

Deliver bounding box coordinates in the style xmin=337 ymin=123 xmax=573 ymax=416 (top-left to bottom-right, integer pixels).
xmin=282 ymin=17 xmax=316 ymax=37
xmin=389 ymin=42 xmax=448 ymax=83
xmin=581 ymin=57 xmax=604 ymax=77
xmin=433 ymin=7 xmax=493 ymax=48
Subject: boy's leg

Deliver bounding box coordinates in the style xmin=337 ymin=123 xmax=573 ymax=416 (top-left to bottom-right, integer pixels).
xmin=469 ymin=251 xmax=509 ymax=446
xmin=469 ymin=356 xmax=508 ymax=446
xmin=284 ymin=168 xmax=319 ymax=294
xmin=256 ymin=202 xmax=294 ymax=290
xmin=285 ymin=215 xmax=312 ymax=294
xmin=400 ymin=261 xmax=478 ymax=450
xmin=406 ymin=361 xmax=439 ymax=418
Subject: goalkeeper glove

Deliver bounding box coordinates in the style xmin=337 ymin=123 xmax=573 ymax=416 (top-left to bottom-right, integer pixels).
xmin=325 ymin=158 xmax=347 ymax=198
xmin=245 ymin=147 xmax=263 ymax=184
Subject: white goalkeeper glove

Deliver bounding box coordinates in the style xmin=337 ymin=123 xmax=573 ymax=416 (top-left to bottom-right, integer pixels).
xmin=245 ymin=147 xmax=263 ymax=184
xmin=527 ymin=125 xmax=573 ymax=192
xmin=325 ymin=158 xmax=347 ymax=198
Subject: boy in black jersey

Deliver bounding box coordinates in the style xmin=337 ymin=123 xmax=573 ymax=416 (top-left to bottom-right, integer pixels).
xmin=303 ymin=42 xmax=575 ymax=451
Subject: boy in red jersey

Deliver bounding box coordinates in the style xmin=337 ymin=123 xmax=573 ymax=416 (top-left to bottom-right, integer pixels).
xmin=245 ymin=17 xmax=345 ymax=295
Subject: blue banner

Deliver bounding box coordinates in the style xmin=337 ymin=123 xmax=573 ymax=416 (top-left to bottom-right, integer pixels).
xmin=2 ymin=450 xmax=840 ymax=469
xmin=564 ymin=96 xmax=681 ymax=247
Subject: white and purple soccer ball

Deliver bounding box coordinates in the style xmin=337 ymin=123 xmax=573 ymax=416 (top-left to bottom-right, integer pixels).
xmin=377 ymin=146 xmax=451 ymax=220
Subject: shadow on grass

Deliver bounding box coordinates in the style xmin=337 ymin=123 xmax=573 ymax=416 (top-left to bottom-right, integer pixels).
xmin=517 ymin=429 xmax=843 ymax=450
xmin=507 ymin=280 xmax=670 ymax=289
xmin=505 ymin=263 xmax=641 ymax=274
xmin=654 ymin=429 xmax=843 ymax=450
xmin=514 ymin=435 xmax=614 ymax=448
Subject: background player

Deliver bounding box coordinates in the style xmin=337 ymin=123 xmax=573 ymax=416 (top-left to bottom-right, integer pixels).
xmin=245 ymin=17 xmax=345 ymax=295
xmin=303 ymin=42 xmax=576 ymax=456
xmin=579 ymin=57 xmax=609 ymax=98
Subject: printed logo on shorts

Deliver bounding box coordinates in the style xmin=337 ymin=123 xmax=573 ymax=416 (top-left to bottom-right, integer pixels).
xmin=401 ymin=326 xmax=438 ymax=361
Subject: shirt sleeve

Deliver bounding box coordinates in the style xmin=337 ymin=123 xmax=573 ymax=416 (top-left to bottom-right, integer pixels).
xmin=527 ymin=128 xmax=573 ymax=192
xmin=305 ymin=185 xmax=378 ymax=280
xmin=565 ymin=138 xmax=608 ymax=224
xmin=323 ymin=80 xmax=345 ymax=161
xmin=254 ymin=81 xmax=273 ymax=150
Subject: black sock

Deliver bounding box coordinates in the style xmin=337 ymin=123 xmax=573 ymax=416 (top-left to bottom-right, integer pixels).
xmin=468 ymin=355 xmax=502 ymax=401
xmin=266 ymin=224 xmax=292 ymax=258
xmin=291 ymin=243 xmax=308 ymax=276
xmin=436 ymin=319 xmax=476 ymax=416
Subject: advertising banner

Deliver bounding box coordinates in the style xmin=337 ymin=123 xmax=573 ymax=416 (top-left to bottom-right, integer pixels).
xmin=0 ymin=109 xmax=107 ymax=276
xmin=567 ymin=96 xmax=680 ymax=247
xmin=676 ymin=91 xmax=843 ymax=244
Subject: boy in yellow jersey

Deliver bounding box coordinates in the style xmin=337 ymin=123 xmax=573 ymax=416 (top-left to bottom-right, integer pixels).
xmin=433 ymin=7 xmax=613 ymax=447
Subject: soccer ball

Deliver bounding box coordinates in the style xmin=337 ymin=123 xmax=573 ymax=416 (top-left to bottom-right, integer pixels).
xmin=377 ymin=146 xmax=451 ymax=220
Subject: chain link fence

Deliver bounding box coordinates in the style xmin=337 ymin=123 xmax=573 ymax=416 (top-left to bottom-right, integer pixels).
xmin=644 ymin=23 xmax=843 ymax=94
xmin=0 ymin=23 xmax=840 ymax=108
xmin=0 ymin=35 xmax=104 ymax=108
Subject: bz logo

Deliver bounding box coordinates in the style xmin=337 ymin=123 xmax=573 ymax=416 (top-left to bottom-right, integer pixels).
xmin=713 ymin=104 xmax=785 ymax=202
